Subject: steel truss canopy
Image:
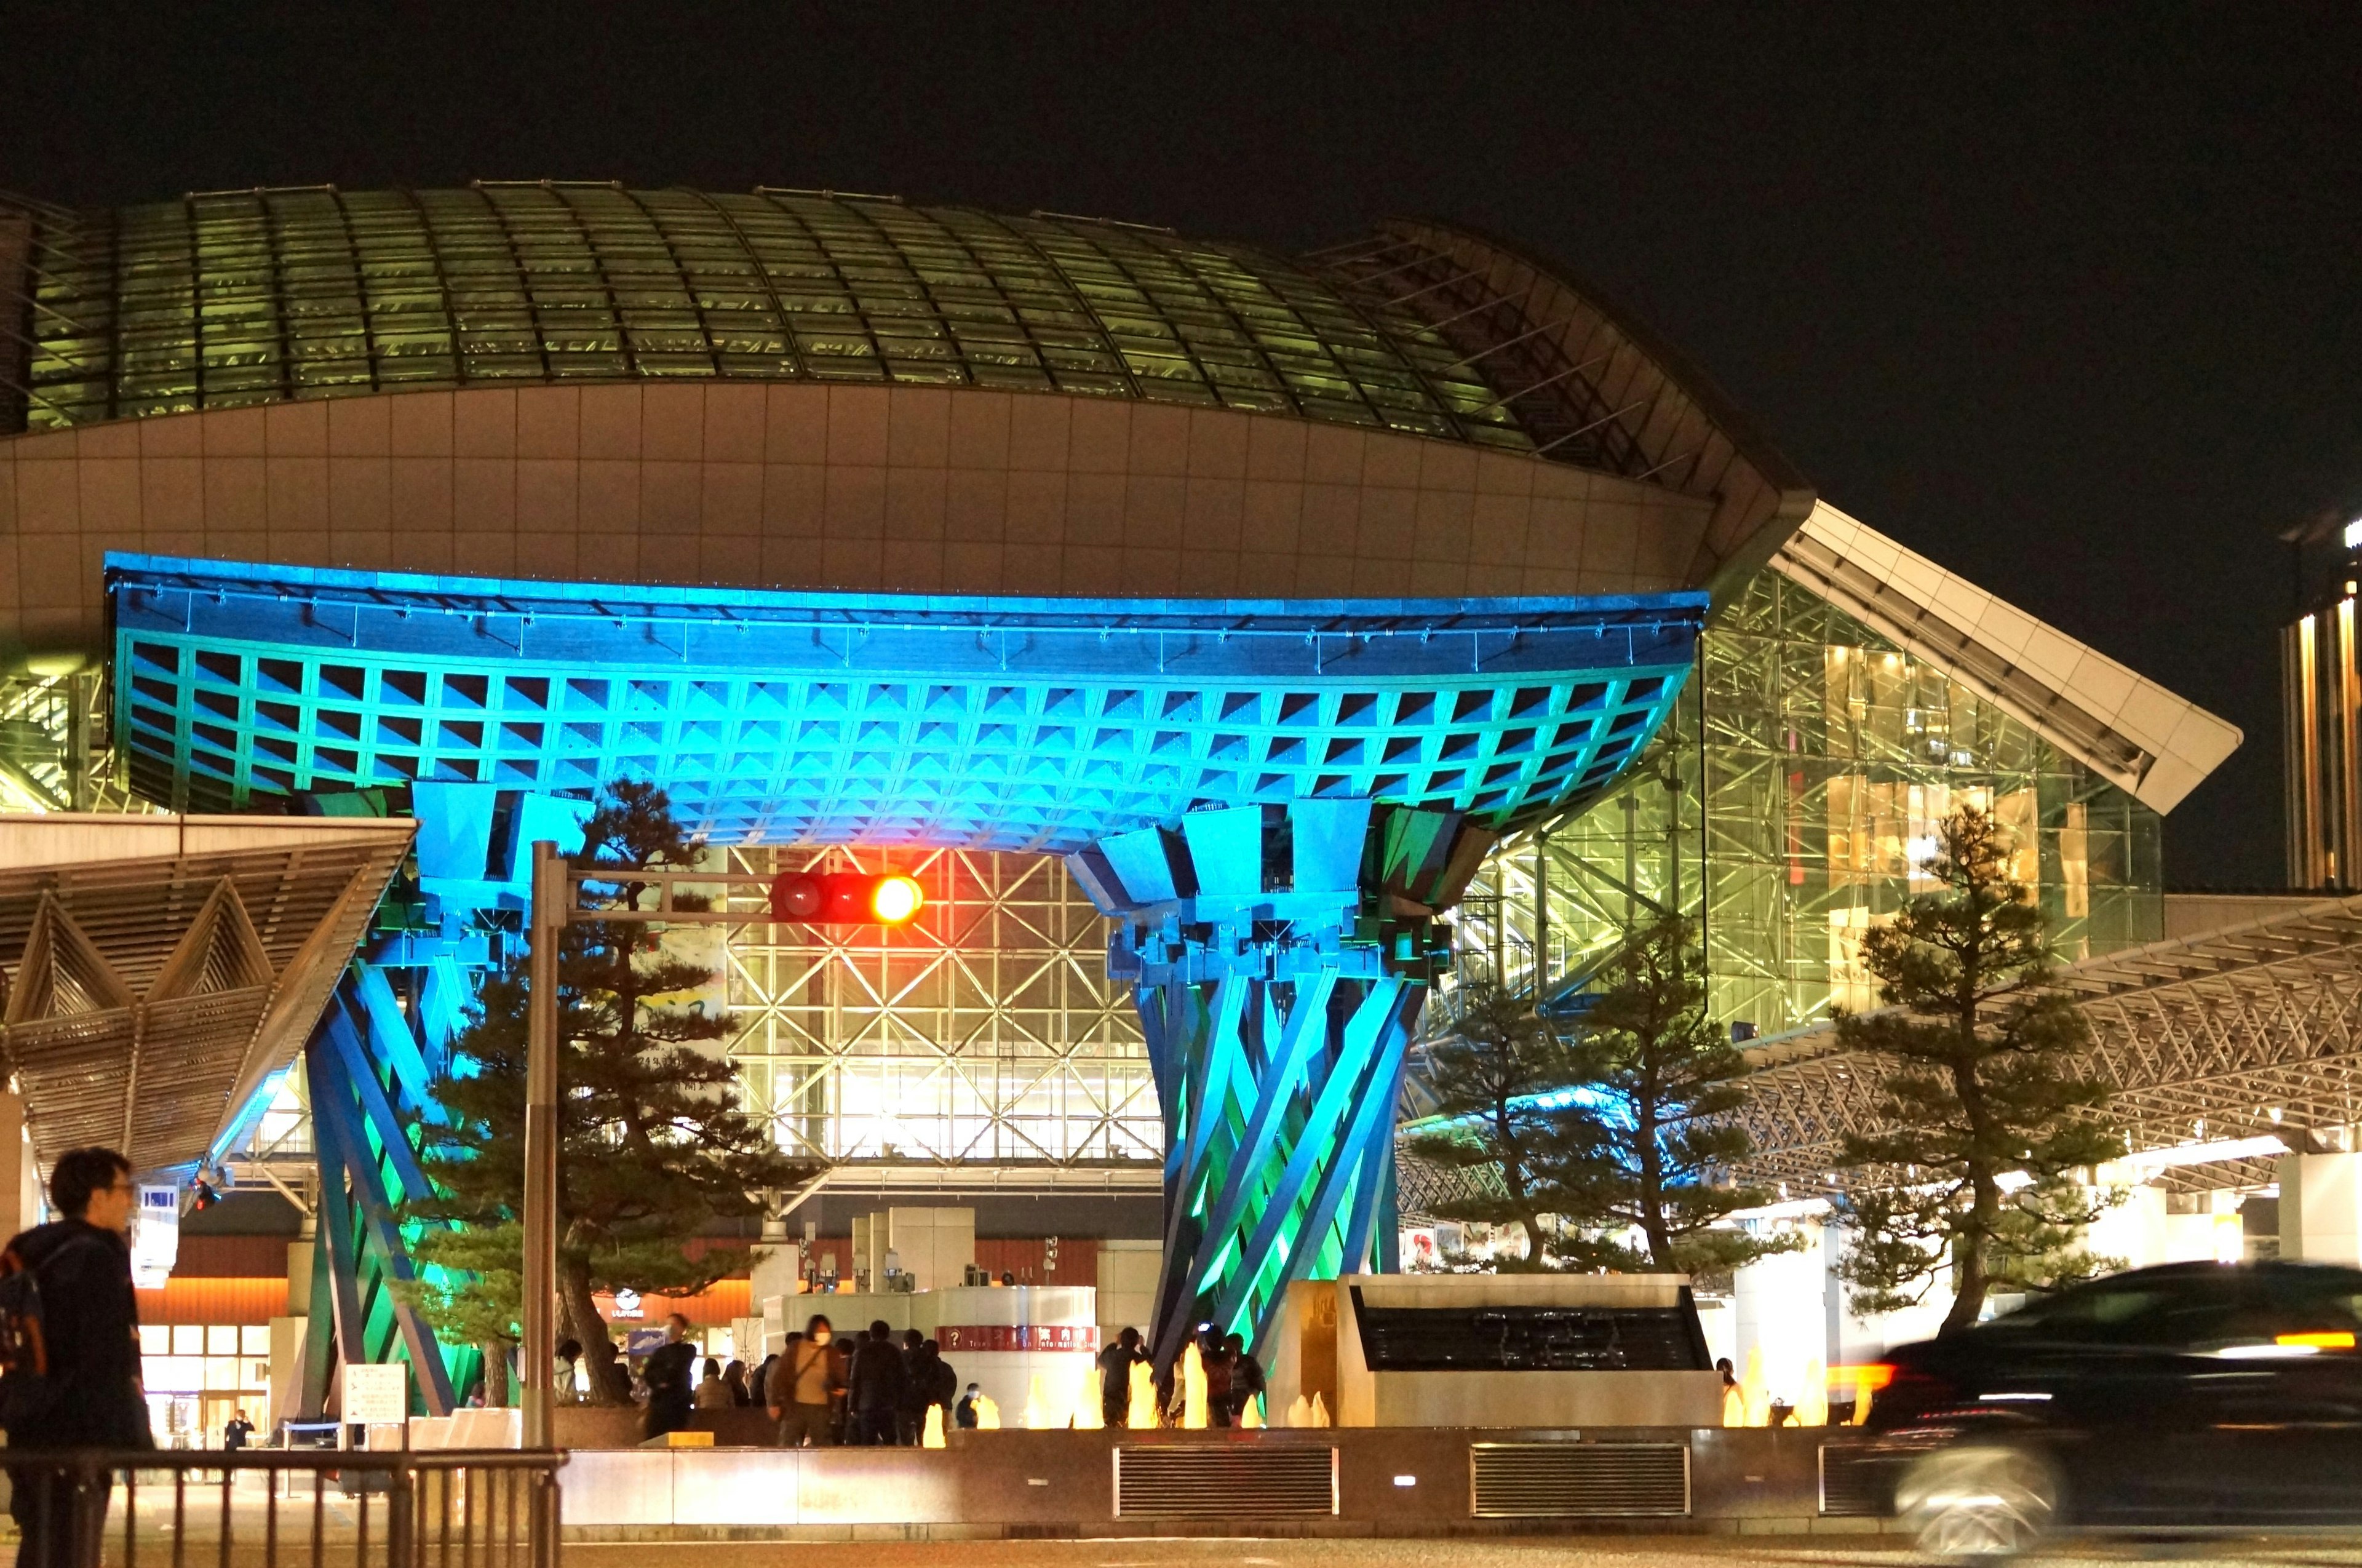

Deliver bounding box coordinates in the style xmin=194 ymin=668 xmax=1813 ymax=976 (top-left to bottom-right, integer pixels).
xmin=0 ymin=812 xmax=415 ymax=1176
xmin=108 ymin=555 xmax=1708 ymax=852
xmin=1769 ymin=504 xmax=2241 ymax=814
xmin=1732 ymin=891 xmax=2362 ymax=1192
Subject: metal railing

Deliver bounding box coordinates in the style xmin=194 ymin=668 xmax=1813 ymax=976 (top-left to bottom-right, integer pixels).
xmin=4 ymin=1450 xmax=561 ymax=1568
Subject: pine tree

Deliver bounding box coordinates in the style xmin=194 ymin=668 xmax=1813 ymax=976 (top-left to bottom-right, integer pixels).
xmin=1546 ymin=918 xmax=1799 ymax=1278
xmin=1834 ymin=805 xmax=2123 ymax=1334
xmin=405 ymin=781 xmax=812 ymax=1404
xmin=400 ymin=1222 xmax=523 ymax=1406
xmin=1403 ymin=981 xmax=1593 ymax=1268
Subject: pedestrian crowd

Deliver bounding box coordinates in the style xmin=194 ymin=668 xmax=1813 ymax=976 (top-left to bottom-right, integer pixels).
xmin=761 ymin=1314 xmax=960 ymax=1446
xmin=643 ymin=1313 xmax=1260 ymax=1443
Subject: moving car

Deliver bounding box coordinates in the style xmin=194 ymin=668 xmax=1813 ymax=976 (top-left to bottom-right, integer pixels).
xmin=1851 ymin=1260 xmax=2362 ymax=1554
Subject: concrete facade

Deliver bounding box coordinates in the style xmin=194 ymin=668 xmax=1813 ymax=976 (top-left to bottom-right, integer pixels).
xmin=0 ymin=382 xmax=1716 ymax=655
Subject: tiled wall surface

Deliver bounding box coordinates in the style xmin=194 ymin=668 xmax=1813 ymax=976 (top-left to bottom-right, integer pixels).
xmin=0 ymin=383 xmax=1713 ymax=651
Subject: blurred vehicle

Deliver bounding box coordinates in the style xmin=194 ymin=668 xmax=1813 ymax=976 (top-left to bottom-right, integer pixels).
xmin=1843 ymin=1260 xmax=2362 ymax=1554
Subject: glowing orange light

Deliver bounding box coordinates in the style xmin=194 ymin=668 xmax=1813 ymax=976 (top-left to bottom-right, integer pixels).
xmin=1830 ymin=1363 xmax=1896 ymax=1391
xmin=2277 ymin=1331 xmax=2356 ymax=1350
xmin=869 ymin=874 xmax=924 ymax=925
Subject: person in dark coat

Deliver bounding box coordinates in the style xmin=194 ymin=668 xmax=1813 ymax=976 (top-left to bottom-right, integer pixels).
xmin=639 ymin=1313 xmax=698 ymax=1441
xmin=953 ymin=1382 xmax=982 ymax=1429
xmin=895 ymin=1330 xmax=933 ymax=1444
xmin=925 ymin=1339 xmax=958 ymax=1428
xmin=1096 ymin=1326 xmax=1143 ymax=1427
xmin=3 ymin=1146 xmax=153 ymax=1568
xmin=844 ymin=1320 xmax=905 ymax=1446
xmin=1222 ymin=1333 xmax=1265 ymax=1425
xmin=222 ymin=1411 xmax=255 ymax=1451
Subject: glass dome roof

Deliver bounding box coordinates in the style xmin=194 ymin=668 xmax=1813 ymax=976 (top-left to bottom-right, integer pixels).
xmin=8 ymin=183 xmax=1557 ymax=454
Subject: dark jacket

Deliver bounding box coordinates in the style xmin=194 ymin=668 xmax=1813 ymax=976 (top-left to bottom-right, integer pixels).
xmin=845 ymin=1337 xmax=905 ymax=1413
xmin=2 ymin=1220 xmax=150 ymax=1450
xmin=642 ymin=1340 xmax=697 ymax=1410
xmin=901 ymin=1347 xmax=954 ymax=1414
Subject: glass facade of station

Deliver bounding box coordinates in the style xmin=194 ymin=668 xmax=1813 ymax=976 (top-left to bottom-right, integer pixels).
xmin=718 ymin=842 xmax=1159 ymax=1166
xmin=1454 ymin=570 xmax=2165 ymax=1037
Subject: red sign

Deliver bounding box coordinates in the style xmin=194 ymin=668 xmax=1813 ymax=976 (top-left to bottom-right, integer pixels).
xmin=934 ymin=1324 xmax=1100 ymax=1353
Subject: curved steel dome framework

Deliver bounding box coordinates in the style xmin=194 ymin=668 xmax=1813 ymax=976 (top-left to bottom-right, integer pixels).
xmin=10 ymin=185 xmax=1565 ymax=455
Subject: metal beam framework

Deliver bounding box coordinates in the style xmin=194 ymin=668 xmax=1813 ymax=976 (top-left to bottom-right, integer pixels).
xmin=108 ymin=556 xmax=1704 ymax=851
xmin=1732 ymin=892 xmax=2362 ymax=1190
xmin=717 ymin=843 xmax=1160 ymax=1171
xmin=1072 ymin=798 xmax=1490 ymax=1366
xmin=0 ymin=672 xmax=139 ymax=814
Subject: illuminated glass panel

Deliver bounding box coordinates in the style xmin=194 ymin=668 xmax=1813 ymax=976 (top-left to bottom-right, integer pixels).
xmin=1450 ymin=570 xmax=2165 ymax=1037
xmin=17 ymin=186 xmax=1540 ymax=453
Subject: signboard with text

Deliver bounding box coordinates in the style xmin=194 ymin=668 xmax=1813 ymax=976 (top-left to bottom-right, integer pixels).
xmin=934 ymin=1324 xmax=1098 ymax=1353
xmin=341 ymin=1362 xmax=407 ymax=1426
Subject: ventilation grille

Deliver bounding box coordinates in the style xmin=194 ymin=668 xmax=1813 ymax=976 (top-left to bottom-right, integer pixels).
xmin=1114 ymin=1445 xmax=1337 ymax=1518
xmin=1819 ymin=1443 xmax=1884 ymax=1517
xmin=1469 ymin=1442 xmax=1690 ymax=1518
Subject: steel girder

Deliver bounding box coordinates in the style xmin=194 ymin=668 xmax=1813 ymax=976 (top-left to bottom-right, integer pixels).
xmin=1730 ymin=893 xmax=2362 ymax=1191
xmin=1073 ymin=798 xmax=1489 ymax=1367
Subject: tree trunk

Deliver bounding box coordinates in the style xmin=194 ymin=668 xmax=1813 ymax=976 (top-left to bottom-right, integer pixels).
xmin=557 ymin=1252 xmax=629 ymax=1404
xmin=1636 ymin=1099 xmax=1675 ymax=1269
xmin=480 ymin=1340 xmax=512 ymax=1407
xmin=1942 ymin=1220 xmax=1990 ymax=1334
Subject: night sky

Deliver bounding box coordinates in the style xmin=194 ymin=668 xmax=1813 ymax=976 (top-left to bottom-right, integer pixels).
xmin=6 ymin=7 xmax=2356 ymax=887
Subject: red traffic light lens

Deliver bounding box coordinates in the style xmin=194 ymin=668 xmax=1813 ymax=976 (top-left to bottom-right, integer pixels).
xmin=869 ymin=875 xmax=924 ymax=925
xmin=770 ymin=873 xmax=823 ymax=920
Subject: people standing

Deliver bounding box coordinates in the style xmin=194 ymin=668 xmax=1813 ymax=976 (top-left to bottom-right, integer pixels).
xmin=845 ymin=1321 xmax=905 ymax=1446
xmin=1096 ymin=1327 xmax=1143 ymax=1427
xmin=222 ymin=1410 xmax=255 ymax=1452
xmin=554 ymin=1339 xmax=584 ymax=1405
xmin=640 ymin=1313 xmax=698 ymax=1441
xmin=768 ymin=1315 xmax=842 ymax=1447
xmin=896 ymin=1331 xmax=936 ymax=1445
xmin=1222 ymin=1333 xmax=1264 ymax=1425
xmin=692 ymin=1357 xmax=732 ymax=1411
xmin=953 ymin=1382 xmax=982 ymax=1429
xmin=1 ymin=1146 xmax=153 ymax=1568
xmin=924 ymin=1340 xmax=957 ymax=1432
xmin=1199 ymin=1327 xmax=1234 ymax=1428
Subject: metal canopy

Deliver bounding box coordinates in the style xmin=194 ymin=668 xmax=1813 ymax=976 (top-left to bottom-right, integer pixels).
xmin=0 ymin=813 xmax=415 ymax=1176
xmin=109 ymin=555 xmax=1709 ymax=853
xmin=1733 ymin=892 xmax=2362 ymax=1191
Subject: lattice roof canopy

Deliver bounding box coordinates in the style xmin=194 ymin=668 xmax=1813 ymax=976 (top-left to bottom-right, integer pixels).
xmin=0 ymin=813 xmax=415 ymax=1175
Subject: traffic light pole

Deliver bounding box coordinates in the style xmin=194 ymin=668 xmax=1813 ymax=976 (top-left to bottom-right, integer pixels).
xmin=519 ymin=854 xmax=919 ymax=1448
xmin=521 ymin=840 xmax=562 ymax=1449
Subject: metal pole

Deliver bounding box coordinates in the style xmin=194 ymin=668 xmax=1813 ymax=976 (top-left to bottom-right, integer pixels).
xmin=521 ymin=842 xmax=562 ymax=1450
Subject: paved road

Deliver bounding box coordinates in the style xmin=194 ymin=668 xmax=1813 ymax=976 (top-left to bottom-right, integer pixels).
xmin=570 ymin=1537 xmax=2362 ymax=1568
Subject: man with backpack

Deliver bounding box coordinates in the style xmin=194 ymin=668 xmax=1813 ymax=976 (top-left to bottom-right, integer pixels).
xmin=2 ymin=1147 xmax=153 ymax=1568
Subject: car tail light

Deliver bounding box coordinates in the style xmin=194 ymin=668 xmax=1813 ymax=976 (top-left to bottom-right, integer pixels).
xmin=1882 ymin=1362 xmax=1963 ymax=1412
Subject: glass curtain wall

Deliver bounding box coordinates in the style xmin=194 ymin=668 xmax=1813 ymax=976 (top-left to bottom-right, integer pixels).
xmin=0 ymin=671 xmax=144 ymax=813
xmin=1452 ymin=570 xmax=2164 ymax=1037
xmin=720 ymin=843 xmax=1160 ymax=1167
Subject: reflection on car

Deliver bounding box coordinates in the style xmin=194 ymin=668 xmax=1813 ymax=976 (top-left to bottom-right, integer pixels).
xmin=1845 ymin=1260 xmax=2362 ymax=1554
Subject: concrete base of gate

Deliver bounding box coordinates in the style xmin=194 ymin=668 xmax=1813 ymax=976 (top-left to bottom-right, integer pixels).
xmin=554 ymin=1425 xmax=1902 ymax=1538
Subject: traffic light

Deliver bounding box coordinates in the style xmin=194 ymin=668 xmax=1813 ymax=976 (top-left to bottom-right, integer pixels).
xmin=768 ymin=869 xmax=926 ymax=926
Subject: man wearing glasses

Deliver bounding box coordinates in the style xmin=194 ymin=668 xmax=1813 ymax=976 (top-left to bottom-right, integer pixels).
xmin=3 ymin=1147 xmax=153 ymax=1568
